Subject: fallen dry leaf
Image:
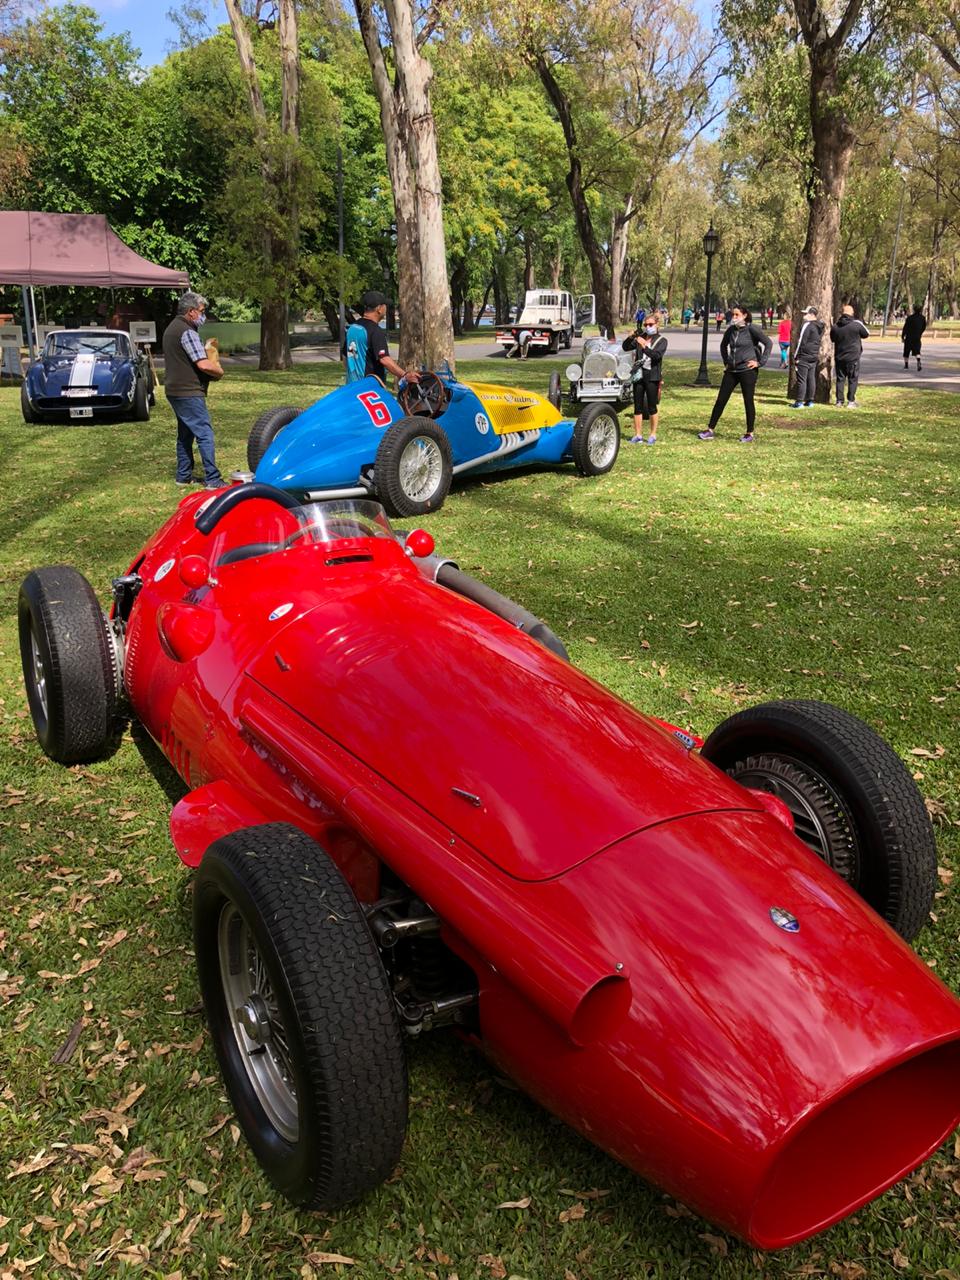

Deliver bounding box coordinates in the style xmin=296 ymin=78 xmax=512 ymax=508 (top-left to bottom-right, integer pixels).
xmin=305 ymin=1252 xmax=356 ymax=1266
xmin=558 ymin=1202 xmax=587 ymax=1223
xmin=496 ymin=1197 xmax=531 ymax=1210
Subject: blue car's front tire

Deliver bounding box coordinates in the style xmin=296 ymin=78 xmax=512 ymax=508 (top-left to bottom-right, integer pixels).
xmin=375 ymin=416 xmax=453 ymax=518
xmin=21 ymin=383 xmax=38 ymax=424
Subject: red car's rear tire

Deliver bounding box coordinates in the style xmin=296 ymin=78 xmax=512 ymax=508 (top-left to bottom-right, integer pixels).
xmin=701 ymin=699 xmax=937 ymax=941
xmin=18 ymin=565 xmax=120 ymax=763
xmin=193 ymin=823 xmax=408 ymax=1209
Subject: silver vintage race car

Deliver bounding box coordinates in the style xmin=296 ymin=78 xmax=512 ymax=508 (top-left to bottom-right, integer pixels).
xmin=560 ymin=337 xmax=634 ymax=410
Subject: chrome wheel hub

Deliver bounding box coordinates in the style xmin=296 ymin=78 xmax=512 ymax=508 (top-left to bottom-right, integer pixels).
xmin=588 ymin=417 xmax=618 ymax=467
xmin=218 ymin=904 xmax=298 ymax=1141
xmin=30 ymin=632 xmax=48 ymax=720
xmin=399 ymin=437 xmax=443 ymax=501
xmin=237 ymin=993 xmax=272 ymax=1045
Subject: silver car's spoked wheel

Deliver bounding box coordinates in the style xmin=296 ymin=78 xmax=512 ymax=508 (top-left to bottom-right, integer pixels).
xmin=588 ymin=416 xmax=619 ymax=469
xmin=218 ymin=903 xmax=299 ymax=1141
xmin=398 ymin=436 xmax=443 ymax=502
xmin=30 ymin=631 xmax=49 ymax=721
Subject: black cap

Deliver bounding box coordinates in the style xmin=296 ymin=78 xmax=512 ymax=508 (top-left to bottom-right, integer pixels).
xmin=360 ymin=290 xmax=389 ymax=311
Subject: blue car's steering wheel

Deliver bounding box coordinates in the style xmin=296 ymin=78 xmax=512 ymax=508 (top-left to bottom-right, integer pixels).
xmin=398 ymin=371 xmax=449 ymax=419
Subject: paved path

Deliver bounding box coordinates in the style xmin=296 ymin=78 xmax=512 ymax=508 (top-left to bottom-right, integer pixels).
xmin=224 ymin=327 xmax=960 ymax=393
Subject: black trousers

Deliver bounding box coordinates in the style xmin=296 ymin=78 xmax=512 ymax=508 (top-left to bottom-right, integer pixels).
xmin=632 ymin=379 xmax=661 ymax=418
xmin=708 ymin=367 xmax=758 ymax=432
xmin=795 ymin=359 xmax=816 ymax=403
xmin=836 ymin=358 xmax=860 ymax=403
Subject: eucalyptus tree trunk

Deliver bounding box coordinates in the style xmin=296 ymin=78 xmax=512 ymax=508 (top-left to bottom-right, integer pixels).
xmin=354 ymin=0 xmax=424 ymax=367
xmin=223 ymin=0 xmax=299 ymax=370
xmin=523 ymin=239 xmax=536 ymax=291
xmin=551 ymin=249 xmax=562 ymax=288
xmin=385 ymin=0 xmax=454 ymax=370
xmin=610 ymin=194 xmax=634 ymax=327
xmin=789 ymin=3 xmax=860 ymax=401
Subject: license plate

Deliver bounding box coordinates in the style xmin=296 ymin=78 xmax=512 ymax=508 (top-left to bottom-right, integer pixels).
xmin=62 ymin=387 xmax=94 ymax=398
xmin=69 ymin=407 xmax=94 ymax=419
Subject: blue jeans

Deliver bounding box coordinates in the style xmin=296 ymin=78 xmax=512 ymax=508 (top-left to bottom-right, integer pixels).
xmin=168 ymin=395 xmax=222 ymax=484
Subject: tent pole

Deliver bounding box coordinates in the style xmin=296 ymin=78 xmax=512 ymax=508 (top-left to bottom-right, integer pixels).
xmin=21 ymin=286 xmax=36 ymax=360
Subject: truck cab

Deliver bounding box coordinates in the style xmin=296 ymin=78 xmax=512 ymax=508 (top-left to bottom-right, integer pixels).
xmin=496 ymin=290 xmax=595 ymax=355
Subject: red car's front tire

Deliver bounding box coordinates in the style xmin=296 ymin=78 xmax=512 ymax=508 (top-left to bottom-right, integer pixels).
xmin=702 ymin=699 xmax=938 ymax=941
xmin=193 ymin=823 xmax=408 ymax=1208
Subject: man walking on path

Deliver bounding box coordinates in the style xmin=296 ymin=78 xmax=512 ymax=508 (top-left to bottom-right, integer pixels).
xmin=830 ymin=304 xmax=870 ymax=408
xmin=901 ymin=305 xmax=926 ymax=372
xmin=789 ymin=306 xmax=824 ymax=408
xmin=162 ymin=292 xmax=225 ymax=489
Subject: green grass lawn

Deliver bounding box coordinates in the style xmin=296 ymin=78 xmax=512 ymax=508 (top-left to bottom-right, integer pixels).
xmin=1 ymin=361 xmax=959 ymax=1279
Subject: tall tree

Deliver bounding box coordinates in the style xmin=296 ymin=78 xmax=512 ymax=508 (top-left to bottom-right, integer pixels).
xmin=460 ymin=0 xmax=720 ymax=333
xmin=223 ymin=0 xmax=302 ymax=369
xmin=722 ymin=0 xmax=903 ymax=399
xmin=354 ymin=0 xmax=454 ymax=369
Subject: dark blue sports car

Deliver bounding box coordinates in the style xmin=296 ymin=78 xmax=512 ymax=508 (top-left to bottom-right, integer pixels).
xmin=21 ymin=329 xmax=154 ymax=424
xmin=246 ymin=369 xmax=622 ymax=517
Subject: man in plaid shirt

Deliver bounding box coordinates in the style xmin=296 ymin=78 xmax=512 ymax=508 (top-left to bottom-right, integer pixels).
xmin=162 ymin=292 xmax=225 ymax=488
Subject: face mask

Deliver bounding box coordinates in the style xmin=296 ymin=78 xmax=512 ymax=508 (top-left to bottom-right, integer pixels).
xmin=197 ymin=312 xmax=207 ymax=326
xmin=643 ymin=325 xmax=657 ymax=335
xmin=733 ymin=317 xmax=746 ymax=327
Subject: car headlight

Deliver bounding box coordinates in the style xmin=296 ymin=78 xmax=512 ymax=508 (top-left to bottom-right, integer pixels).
xmin=616 ymin=357 xmax=633 ymax=379
xmin=566 ymin=364 xmax=582 ymax=381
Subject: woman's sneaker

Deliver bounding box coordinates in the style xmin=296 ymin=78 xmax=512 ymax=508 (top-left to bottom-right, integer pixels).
xmin=739 ymin=433 xmax=754 ymax=443
xmin=697 ymin=429 xmax=715 ymax=440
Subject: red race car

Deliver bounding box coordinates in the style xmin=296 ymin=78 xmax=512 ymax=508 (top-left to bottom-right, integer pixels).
xmin=18 ymin=482 xmax=960 ymax=1249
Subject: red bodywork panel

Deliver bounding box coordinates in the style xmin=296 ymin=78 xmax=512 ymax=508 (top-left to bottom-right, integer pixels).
xmin=118 ymin=487 xmax=960 ymax=1248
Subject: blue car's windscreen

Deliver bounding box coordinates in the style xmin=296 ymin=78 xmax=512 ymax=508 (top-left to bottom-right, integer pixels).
xmin=45 ymin=334 xmax=130 ymax=359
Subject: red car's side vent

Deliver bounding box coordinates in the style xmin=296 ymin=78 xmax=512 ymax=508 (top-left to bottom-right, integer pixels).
xmin=161 ymin=724 xmax=193 ymax=785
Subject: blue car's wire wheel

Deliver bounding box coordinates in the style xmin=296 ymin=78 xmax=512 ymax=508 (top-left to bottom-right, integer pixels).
xmin=375 ymin=416 xmax=453 ymax=517
xmin=572 ymin=402 xmax=621 ymax=476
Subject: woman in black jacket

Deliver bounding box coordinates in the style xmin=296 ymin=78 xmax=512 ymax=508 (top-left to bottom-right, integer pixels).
xmin=622 ymin=311 xmax=668 ymax=444
xmin=698 ymin=307 xmax=772 ymax=442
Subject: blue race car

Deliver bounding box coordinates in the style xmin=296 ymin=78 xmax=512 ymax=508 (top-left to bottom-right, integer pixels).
xmin=247 ymin=369 xmax=622 ymax=516
xmin=21 ymin=329 xmax=154 ymax=425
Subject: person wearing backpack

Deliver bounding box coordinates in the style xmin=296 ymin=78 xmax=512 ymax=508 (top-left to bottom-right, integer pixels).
xmin=698 ymin=306 xmax=772 ymax=443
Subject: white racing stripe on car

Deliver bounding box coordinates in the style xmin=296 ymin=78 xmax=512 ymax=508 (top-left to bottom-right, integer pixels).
xmin=68 ymin=354 xmax=97 ymax=387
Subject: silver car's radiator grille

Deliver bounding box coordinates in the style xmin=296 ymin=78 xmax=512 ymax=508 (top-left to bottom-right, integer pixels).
xmin=583 ymin=350 xmax=619 ymax=380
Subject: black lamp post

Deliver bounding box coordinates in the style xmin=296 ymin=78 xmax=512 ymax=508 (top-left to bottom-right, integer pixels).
xmin=694 ymin=224 xmax=720 ymax=387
